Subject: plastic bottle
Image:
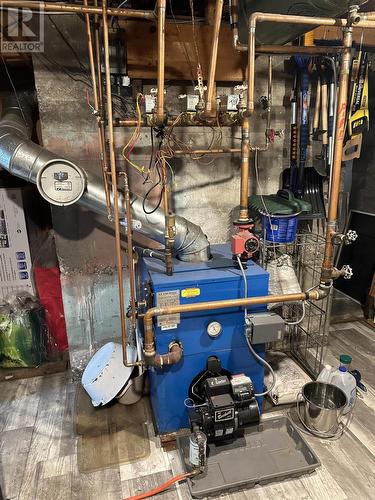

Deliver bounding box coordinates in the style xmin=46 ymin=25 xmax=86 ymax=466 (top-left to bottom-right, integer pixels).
xmin=339 ymin=354 xmax=352 ymax=371
xmin=330 ymin=366 xmax=357 ymax=414
xmin=317 ymin=364 xmax=333 ymax=383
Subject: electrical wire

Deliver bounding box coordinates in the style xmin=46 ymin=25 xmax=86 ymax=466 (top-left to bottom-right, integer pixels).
xmin=121 ymin=93 xmax=146 ymax=174
xmin=236 ymin=256 xmax=276 ymax=398
xmin=285 ymin=301 xmax=306 ymax=325
xmin=1 ymin=55 xmax=27 ymax=126
xmin=110 ymin=0 xmax=129 ymax=26
xmin=123 ymin=472 xmax=193 ymax=500
xmin=236 ymin=255 xmax=248 ymax=318
xmin=245 ymin=338 xmax=276 ymax=397
xmin=169 ymin=0 xmax=196 ymax=87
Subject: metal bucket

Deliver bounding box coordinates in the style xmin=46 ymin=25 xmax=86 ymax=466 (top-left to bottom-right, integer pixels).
xmin=299 ymin=382 xmax=347 ymax=435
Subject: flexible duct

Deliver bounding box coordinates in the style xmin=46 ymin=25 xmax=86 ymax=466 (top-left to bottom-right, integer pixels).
xmin=0 ymin=94 xmax=210 ymax=262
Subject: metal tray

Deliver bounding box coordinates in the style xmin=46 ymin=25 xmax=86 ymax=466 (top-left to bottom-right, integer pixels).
xmin=177 ymin=415 xmax=321 ymax=498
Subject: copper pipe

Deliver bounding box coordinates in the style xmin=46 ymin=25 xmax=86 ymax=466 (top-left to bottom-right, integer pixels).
xmin=202 ymin=0 xmax=224 ymax=119
xmin=143 ymin=290 xmax=321 ymax=364
xmin=160 ymin=154 xmax=174 ymax=275
xmin=102 ymin=0 xmax=141 ymax=367
xmin=265 ymin=55 xmax=272 ymax=145
xmin=239 ymin=116 xmax=250 ymax=222
xmin=229 ymin=0 xmax=247 ymax=51
xmin=94 ymin=0 xmax=111 ymax=216
xmin=173 ymin=148 xmax=241 ymax=155
xmin=321 ymin=25 xmax=353 ymax=284
xmin=122 ymin=172 xmax=137 ymax=333
xmin=115 ymin=116 xmax=239 ymax=127
xmin=155 ymin=0 xmax=166 ymax=125
xmin=246 ymin=12 xmax=375 ymax=116
xmin=256 ymin=45 xmax=344 ymax=55
xmin=83 ymin=0 xmax=111 ymax=219
xmin=1 ymin=1 xmax=155 ymax=19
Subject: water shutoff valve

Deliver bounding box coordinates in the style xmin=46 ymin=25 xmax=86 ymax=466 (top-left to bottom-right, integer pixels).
xmin=345 ymin=230 xmax=358 ymax=244
xmin=341 ymin=265 xmax=353 ymax=280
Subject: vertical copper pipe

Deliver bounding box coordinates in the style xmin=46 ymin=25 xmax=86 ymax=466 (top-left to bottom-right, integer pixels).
xmin=203 ymin=0 xmax=224 ymax=119
xmin=239 ymin=116 xmax=250 ymax=222
xmin=247 ymin=17 xmax=257 ymax=117
xmin=102 ymin=0 xmax=140 ymax=367
xmin=83 ymin=0 xmax=111 ymax=218
xmin=93 ymin=0 xmax=110 ymax=216
xmin=266 ymin=55 xmax=272 ymax=143
xmin=229 ymin=0 xmax=247 ymax=51
xmin=123 ymin=172 xmax=137 ymax=332
xmin=321 ymin=25 xmax=353 ymax=284
xmin=155 ymin=0 xmax=166 ymax=125
xmin=160 ymin=155 xmax=174 ymax=275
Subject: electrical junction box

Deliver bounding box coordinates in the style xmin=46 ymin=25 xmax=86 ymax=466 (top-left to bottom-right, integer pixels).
xmin=247 ymin=312 xmax=285 ymax=344
xmin=140 ymin=243 xmax=270 ymax=434
xmin=144 ymin=94 xmax=156 ymax=113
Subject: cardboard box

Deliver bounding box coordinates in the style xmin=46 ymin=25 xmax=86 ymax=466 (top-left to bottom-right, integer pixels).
xmin=0 ymin=188 xmax=34 ymax=301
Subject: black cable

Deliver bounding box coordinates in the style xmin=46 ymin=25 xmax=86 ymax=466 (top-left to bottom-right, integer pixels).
xmin=142 ymin=133 xmax=164 ymax=215
xmin=142 ymin=178 xmax=164 ymax=214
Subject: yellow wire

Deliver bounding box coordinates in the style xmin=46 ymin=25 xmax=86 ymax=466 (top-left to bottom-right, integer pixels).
xmin=122 ymin=93 xmax=145 ymax=174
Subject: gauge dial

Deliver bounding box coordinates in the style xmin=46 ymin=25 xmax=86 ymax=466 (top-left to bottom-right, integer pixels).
xmin=207 ymin=321 xmax=222 ymax=338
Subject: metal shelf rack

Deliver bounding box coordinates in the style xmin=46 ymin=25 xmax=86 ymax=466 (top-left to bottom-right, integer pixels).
xmin=260 ymin=231 xmax=332 ymax=378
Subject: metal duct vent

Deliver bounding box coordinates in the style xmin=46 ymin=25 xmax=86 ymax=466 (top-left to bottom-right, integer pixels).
xmin=237 ymin=0 xmax=367 ymax=45
xmin=0 ymin=94 xmax=210 ymax=262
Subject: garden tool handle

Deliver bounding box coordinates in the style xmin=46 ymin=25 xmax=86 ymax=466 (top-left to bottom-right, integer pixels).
xmin=321 ymin=79 xmax=328 ymax=146
xmin=313 ymin=79 xmax=321 ymax=132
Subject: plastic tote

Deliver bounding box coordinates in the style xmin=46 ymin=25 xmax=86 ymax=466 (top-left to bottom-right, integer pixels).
xmin=262 ymin=214 xmax=298 ymax=243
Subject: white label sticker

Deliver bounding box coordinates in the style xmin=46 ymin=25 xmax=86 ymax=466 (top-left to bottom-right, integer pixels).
xmin=156 ymin=290 xmax=180 ymax=330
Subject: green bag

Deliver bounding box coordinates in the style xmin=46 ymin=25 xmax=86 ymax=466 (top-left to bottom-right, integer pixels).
xmin=0 ymin=295 xmax=47 ymax=368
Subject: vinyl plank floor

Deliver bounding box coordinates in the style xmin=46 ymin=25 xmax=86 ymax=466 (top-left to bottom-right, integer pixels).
xmin=0 ymin=320 xmax=375 ymax=499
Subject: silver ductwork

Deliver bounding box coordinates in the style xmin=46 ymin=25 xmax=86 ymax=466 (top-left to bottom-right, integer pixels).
xmin=0 ymin=94 xmax=210 ymax=262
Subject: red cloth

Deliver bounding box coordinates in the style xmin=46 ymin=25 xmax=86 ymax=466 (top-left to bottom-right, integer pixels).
xmin=34 ymin=266 xmax=68 ymax=351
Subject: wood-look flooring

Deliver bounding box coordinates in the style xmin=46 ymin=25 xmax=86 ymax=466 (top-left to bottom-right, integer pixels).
xmin=1 ymin=320 xmax=375 ymax=500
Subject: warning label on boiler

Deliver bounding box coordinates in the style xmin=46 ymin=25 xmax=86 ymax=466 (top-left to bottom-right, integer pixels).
xmin=156 ymin=290 xmax=180 ymax=330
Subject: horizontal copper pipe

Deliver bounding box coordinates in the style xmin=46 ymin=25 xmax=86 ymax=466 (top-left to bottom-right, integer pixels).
xmin=256 ymin=45 xmax=344 ymax=55
xmin=115 ymin=116 xmax=239 ymax=127
xmin=173 ymin=148 xmax=240 ymax=155
xmin=249 ymin=12 xmax=375 ymax=29
xmin=143 ymin=290 xmax=321 ymax=363
xmin=362 ymin=12 xmax=375 ymax=20
xmin=0 ymin=0 xmax=155 ymax=19
xmin=247 ymin=12 xmax=375 ymax=116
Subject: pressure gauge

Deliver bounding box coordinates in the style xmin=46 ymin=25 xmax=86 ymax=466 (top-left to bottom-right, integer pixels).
xmin=207 ymin=321 xmax=222 ymax=338
xmin=36 ymin=160 xmax=86 ymax=206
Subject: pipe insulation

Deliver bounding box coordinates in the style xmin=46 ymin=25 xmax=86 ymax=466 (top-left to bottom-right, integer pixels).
xmin=0 ymin=94 xmax=211 ymax=262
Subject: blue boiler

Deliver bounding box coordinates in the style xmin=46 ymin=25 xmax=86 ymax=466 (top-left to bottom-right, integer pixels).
xmin=142 ymin=244 xmax=269 ymax=434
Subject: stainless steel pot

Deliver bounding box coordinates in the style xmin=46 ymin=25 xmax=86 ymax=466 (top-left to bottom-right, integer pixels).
xmin=299 ymin=381 xmax=347 ymax=435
